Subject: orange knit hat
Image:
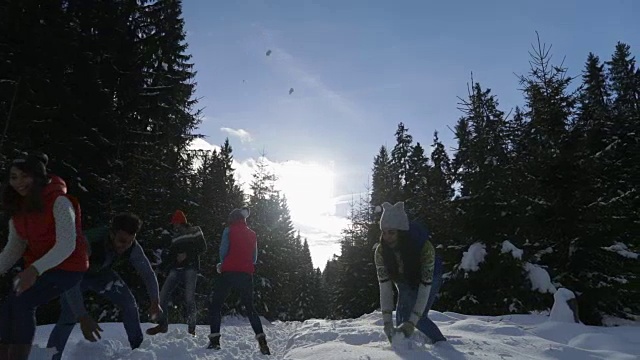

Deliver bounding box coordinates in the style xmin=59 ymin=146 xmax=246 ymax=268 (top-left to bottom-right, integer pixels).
xmin=170 ymin=210 xmax=187 ymax=225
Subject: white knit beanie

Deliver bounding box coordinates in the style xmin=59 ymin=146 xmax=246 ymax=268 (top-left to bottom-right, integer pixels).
xmin=228 ymin=207 xmax=250 ymax=223
xmin=379 ymin=201 xmax=409 ymax=231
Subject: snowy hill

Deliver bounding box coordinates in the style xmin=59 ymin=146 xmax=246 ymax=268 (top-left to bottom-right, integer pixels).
xmin=29 ymin=311 xmax=639 ymax=360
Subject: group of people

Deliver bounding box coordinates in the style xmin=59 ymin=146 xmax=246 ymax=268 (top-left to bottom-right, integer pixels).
xmin=0 ymin=153 xmax=270 ymax=359
xmin=0 ymin=152 xmax=446 ymax=360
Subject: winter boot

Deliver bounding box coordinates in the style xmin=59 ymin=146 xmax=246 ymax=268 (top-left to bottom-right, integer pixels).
xmin=145 ymin=324 xmax=168 ymax=335
xmin=188 ymin=325 xmax=196 ymax=336
xmin=207 ymin=334 xmax=220 ymax=350
xmin=256 ymin=333 xmax=271 ymax=355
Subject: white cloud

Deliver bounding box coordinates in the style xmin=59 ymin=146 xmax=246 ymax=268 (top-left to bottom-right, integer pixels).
xmin=220 ymin=127 xmax=253 ymax=143
xmin=188 ymin=137 xmax=221 ymax=152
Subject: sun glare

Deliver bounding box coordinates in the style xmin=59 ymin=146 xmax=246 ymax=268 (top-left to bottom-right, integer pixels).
xmin=274 ymin=161 xmax=336 ymax=222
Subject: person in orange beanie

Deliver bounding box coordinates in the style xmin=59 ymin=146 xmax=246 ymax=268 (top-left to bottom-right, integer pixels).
xmin=147 ymin=210 xmax=206 ymax=336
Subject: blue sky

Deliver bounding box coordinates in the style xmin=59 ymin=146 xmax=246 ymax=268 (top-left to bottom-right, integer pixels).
xmin=181 ymin=0 xmax=638 ymax=267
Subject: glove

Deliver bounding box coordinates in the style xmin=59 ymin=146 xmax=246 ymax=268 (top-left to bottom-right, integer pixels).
xmin=216 ymin=263 xmax=222 ymax=274
xmin=383 ymin=322 xmax=395 ymax=343
xmin=396 ymin=321 xmax=415 ymax=337
xmin=79 ymin=315 xmax=103 ymax=342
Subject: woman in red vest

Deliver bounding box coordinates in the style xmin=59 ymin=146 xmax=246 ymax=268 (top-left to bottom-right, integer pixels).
xmin=207 ymin=207 xmax=270 ymax=355
xmin=0 ymin=153 xmax=88 ymax=360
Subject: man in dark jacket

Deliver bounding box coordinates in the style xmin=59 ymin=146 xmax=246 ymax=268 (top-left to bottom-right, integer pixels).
xmin=47 ymin=212 xmax=162 ymax=360
xmin=147 ymin=210 xmax=206 ymax=336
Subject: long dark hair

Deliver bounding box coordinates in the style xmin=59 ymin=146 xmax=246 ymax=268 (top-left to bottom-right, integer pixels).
xmin=1 ymin=164 xmax=47 ymax=216
xmin=380 ymin=230 xmax=422 ymax=288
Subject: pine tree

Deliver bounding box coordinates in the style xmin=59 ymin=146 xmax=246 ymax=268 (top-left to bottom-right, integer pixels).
xmin=403 ymin=142 xmax=430 ymax=219
xmin=321 ymin=256 xmax=340 ymax=319
xmin=425 ymin=132 xmax=454 ymax=245
xmin=333 ymin=195 xmax=378 ymax=319
xmin=245 ymin=156 xmax=298 ymax=320
xmin=370 ymin=146 xmax=396 ymax=207
xmin=443 ymin=80 xmax=546 ymax=315
xmin=390 ymin=122 xmax=413 ymax=203
xmin=289 ymin=238 xmax=318 ymax=320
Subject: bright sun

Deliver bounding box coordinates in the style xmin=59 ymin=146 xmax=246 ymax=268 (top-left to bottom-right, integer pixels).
xmin=274 ymin=161 xmax=336 ymax=222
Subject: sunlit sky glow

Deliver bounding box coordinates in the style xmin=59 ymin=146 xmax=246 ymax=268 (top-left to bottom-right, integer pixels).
xmin=183 ymin=0 xmax=638 ymax=269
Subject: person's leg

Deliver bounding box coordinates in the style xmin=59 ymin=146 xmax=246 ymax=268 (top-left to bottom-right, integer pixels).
xmin=4 ymin=270 xmax=83 ymax=360
xmin=157 ymin=269 xmax=181 ymax=327
xmin=0 ymin=286 xmax=14 ymax=344
xmin=236 ymin=273 xmax=270 ymax=355
xmin=395 ymin=283 xmax=415 ymax=325
xmin=89 ymin=271 xmax=144 ymax=349
xmin=184 ymin=268 xmax=198 ymax=333
xmin=46 ymin=288 xmax=82 ymax=360
xmin=416 ymin=257 xmax=446 ymax=343
xmin=208 ymin=274 xmax=231 ymax=336
xmin=236 ymin=273 xmax=264 ymax=336
xmin=147 ymin=269 xmax=181 ymax=336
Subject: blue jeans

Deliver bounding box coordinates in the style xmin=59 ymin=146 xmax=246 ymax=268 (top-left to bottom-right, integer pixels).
xmin=158 ymin=268 xmax=198 ymax=328
xmin=0 ymin=270 xmax=83 ymax=345
xmin=395 ymin=256 xmax=446 ymax=343
xmin=47 ymin=270 xmax=142 ymax=360
xmin=209 ymin=272 xmax=264 ymax=336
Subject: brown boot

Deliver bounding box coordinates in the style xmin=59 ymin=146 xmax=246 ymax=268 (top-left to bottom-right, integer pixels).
xmin=145 ymin=324 xmax=168 ymax=335
xmin=188 ymin=325 xmax=196 ymax=336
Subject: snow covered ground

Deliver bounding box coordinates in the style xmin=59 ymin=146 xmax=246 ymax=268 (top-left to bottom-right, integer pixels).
xmin=28 ymin=311 xmax=639 ymax=360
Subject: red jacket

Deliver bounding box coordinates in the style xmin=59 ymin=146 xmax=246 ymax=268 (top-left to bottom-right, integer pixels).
xmin=221 ymin=219 xmax=257 ymax=274
xmin=12 ymin=175 xmax=89 ymax=273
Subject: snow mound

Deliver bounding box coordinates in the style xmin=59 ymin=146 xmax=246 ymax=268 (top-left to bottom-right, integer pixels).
xmin=460 ymin=242 xmax=486 ymax=272
xmin=524 ymin=262 xmax=556 ymax=293
xmin=501 ymin=240 xmax=523 ymax=259
xmin=30 ymin=310 xmax=640 ymax=359
xmin=549 ymin=288 xmax=577 ymax=323
xmin=602 ymin=242 xmax=639 ymax=259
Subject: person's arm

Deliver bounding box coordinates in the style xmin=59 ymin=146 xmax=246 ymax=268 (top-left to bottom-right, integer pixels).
xmin=219 ymin=227 xmax=229 ymax=262
xmin=374 ymin=244 xmax=394 ymax=324
xmin=253 ymin=241 xmax=258 ymax=265
xmin=195 ymin=226 xmax=207 ymax=253
xmin=31 ymin=196 xmax=77 ymax=274
xmin=408 ymin=241 xmax=435 ymax=325
xmin=0 ymin=220 xmax=27 ymax=275
xmin=129 ymin=241 xmax=160 ymax=302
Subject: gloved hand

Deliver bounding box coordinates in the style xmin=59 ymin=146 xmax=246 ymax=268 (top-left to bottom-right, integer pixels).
xmin=216 ymin=263 xmax=222 ymax=274
xmin=383 ymin=322 xmax=395 ymax=343
xmin=396 ymin=321 xmax=415 ymax=337
xmin=79 ymin=315 xmax=103 ymax=342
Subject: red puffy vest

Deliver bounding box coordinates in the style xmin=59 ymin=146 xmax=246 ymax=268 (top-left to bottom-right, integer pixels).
xmin=12 ymin=175 xmax=89 ymax=273
xmin=221 ymin=219 xmax=257 ymax=274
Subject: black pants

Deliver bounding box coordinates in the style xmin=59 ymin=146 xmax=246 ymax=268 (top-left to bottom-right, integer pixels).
xmin=208 ymin=272 xmax=264 ymax=336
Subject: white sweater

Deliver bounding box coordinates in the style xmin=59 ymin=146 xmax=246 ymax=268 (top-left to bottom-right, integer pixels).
xmin=0 ymin=196 xmax=77 ymax=275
